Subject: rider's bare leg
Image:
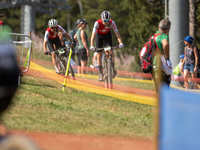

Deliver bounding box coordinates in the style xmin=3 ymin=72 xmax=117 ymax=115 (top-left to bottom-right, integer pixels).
xmin=97 ymin=52 xmax=103 ymax=81
xmin=52 ymin=53 xmax=59 ymax=73
xmin=97 ymin=52 xmax=103 ymax=74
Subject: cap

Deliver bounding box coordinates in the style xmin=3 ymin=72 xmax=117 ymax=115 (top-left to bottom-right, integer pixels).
xmin=184 ymin=35 xmax=194 ymax=44
xmin=180 ymin=54 xmax=184 ymax=59
xmin=78 ymin=19 xmax=88 ymax=25
xmin=0 ymin=14 xmax=5 ymax=17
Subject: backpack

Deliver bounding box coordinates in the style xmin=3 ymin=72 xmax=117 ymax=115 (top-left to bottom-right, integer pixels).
xmin=139 ymin=33 xmax=162 ymax=73
xmin=68 ymin=30 xmax=76 ymax=45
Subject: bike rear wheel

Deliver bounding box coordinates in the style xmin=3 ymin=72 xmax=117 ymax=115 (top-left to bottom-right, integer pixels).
xmin=103 ymin=59 xmax=108 ymax=88
xmin=107 ymin=58 xmax=113 ymax=89
xmin=62 ymin=57 xmax=75 ymax=77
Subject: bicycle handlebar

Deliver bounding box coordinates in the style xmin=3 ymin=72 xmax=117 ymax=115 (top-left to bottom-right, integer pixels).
xmin=95 ymin=45 xmax=119 ymax=51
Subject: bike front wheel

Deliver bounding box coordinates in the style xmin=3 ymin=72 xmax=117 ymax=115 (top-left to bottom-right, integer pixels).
xmin=61 ymin=57 xmax=75 ymax=77
xmin=107 ymin=58 xmax=113 ymax=89
xmin=103 ymin=60 xmax=108 ymax=89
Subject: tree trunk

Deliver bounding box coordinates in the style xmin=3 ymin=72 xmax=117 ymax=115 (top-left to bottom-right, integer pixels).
xmin=189 ymin=0 xmax=196 ymax=45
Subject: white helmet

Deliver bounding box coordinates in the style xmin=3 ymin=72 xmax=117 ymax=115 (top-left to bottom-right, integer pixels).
xmin=101 ymin=11 xmax=111 ymax=20
xmin=48 ymin=19 xmax=58 ymax=27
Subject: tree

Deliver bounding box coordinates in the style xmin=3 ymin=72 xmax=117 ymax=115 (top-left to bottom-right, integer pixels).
xmin=123 ymin=0 xmax=164 ymax=71
xmin=189 ymin=0 xmax=196 ymax=45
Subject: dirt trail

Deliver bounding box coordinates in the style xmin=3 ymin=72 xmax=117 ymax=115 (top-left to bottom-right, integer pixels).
xmin=11 ymin=130 xmax=154 ymax=150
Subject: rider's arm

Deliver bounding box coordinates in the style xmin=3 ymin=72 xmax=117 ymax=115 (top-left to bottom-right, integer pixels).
xmin=114 ymin=31 xmax=123 ymax=44
xmin=111 ymin=21 xmax=123 ymax=44
xmin=43 ymin=31 xmax=49 ymax=52
xmin=58 ymin=32 xmax=64 ymax=46
xmin=64 ymin=32 xmax=73 ymax=43
xmin=58 ymin=25 xmax=74 ymax=43
xmin=43 ymin=40 xmax=48 ymax=52
xmin=91 ymin=21 xmax=99 ymax=46
xmin=161 ymin=39 xmax=169 ymax=59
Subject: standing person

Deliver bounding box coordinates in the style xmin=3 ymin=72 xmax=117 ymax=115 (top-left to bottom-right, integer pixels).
xmin=43 ymin=19 xmax=74 ymax=74
xmin=151 ymin=19 xmax=172 ymax=92
xmin=90 ymin=10 xmax=124 ymax=81
xmin=74 ymin=19 xmax=89 ymax=75
xmin=180 ymin=36 xmax=198 ymax=89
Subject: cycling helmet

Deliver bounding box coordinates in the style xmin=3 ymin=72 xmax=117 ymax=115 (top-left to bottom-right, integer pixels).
xmin=48 ymin=19 xmax=58 ymax=28
xmin=101 ymin=11 xmax=111 ymax=20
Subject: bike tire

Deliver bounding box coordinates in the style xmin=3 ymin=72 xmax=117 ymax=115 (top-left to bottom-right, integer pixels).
xmin=103 ymin=59 xmax=108 ymax=89
xmin=62 ymin=57 xmax=75 ymax=77
xmin=107 ymin=58 xmax=113 ymax=89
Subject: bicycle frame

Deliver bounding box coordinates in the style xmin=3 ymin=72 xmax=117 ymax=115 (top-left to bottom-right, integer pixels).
xmin=49 ymin=47 xmax=75 ymax=77
xmin=96 ymin=46 xmax=119 ymax=89
xmin=103 ymin=49 xmax=113 ymax=89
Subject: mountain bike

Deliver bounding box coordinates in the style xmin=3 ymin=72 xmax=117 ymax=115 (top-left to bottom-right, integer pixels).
xmin=50 ymin=47 xmax=75 ymax=77
xmin=95 ymin=45 xmax=119 ymax=89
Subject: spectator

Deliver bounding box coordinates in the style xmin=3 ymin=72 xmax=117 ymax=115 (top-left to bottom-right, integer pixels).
xmin=151 ymin=19 xmax=172 ymax=92
xmin=173 ymin=55 xmax=185 ymax=88
xmin=180 ymin=36 xmax=198 ymax=89
xmin=74 ymin=19 xmax=89 ymax=75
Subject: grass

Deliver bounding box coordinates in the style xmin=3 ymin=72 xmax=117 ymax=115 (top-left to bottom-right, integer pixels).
xmin=2 ymin=75 xmax=155 ymax=138
xmin=76 ymin=74 xmax=156 ymax=91
xmin=113 ymin=79 xmax=156 ymax=91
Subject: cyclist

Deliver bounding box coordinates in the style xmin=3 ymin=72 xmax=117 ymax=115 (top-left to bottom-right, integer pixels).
xmin=90 ymin=10 xmax=124 ymax=81
xmin=43 ymin=19 xmax=74 ymax=74
xmin=74 ymin=19 xmax=89 ymax=74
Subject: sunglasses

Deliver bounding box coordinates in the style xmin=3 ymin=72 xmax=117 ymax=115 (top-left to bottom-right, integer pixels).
xmin=104 ymin=20 xmax=110 ymax=23
xmin=51 ymin=27 xmax=56 ymax=29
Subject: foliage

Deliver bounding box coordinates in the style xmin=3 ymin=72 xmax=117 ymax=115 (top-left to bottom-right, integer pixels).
xmin=196 ymin=1 xmax=200 ymax=48
xmin=0 ymin=7 xmax=21 ymax=33
xmin=122 ymin=0 xmax=164 ymax=69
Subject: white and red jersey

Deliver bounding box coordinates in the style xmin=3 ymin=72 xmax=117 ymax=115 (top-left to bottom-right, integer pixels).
xmin=44 ymin=25 xmax=66 ymax=41
xmin=92 ymin=19 xmax=118 ymax=35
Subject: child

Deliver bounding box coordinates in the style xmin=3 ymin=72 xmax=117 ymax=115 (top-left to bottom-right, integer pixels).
xmin=179 ymin=55 xmax=185 ymax=87
xmin=173 ymin=54 xmax=185 ymax=87
xmin=180 ymin=36 xmax=198 ymax=89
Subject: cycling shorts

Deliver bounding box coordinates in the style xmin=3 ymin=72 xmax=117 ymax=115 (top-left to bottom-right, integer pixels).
xmin=95 ymin=31 xmax=113 ymax=53
xmin=76 ymin=48 xmax=88 ymax=66
xmin=47 ymin=36 xmax=62 ymax=53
